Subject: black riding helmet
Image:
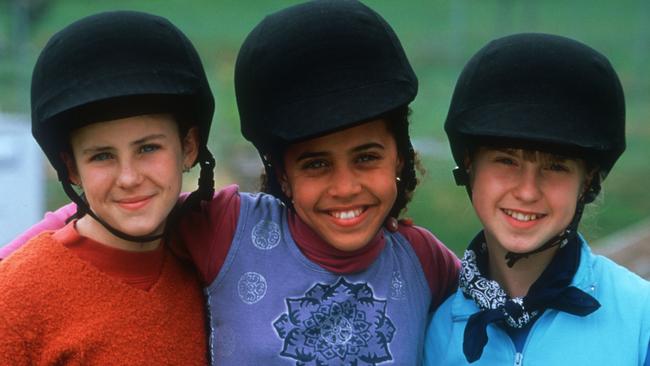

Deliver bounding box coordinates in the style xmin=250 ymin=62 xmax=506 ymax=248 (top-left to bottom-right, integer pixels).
xmin=31 ymin=10 xmax=215 ymax=242
xmin=445 ymin=33 xmax=625 ymax=265
xmin=236 ymin=0 xmax=419 ymax=217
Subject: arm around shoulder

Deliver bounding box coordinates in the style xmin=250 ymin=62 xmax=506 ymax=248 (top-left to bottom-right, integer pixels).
xmin=175 ymin=184 xmax=241 ymax=284
xmin=0 ymin=203 xmax=76 ymax=260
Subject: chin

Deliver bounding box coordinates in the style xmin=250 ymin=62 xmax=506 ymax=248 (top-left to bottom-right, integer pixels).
xmin=492 ymin=235 xmax=540 ymax=254
xmin=116 ymin=222 xmax=164 ymax=238
xmin=329 ymin=237 xmax=371 ymax=252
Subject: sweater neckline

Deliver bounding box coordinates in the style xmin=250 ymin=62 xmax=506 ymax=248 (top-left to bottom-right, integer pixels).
xmin=53 ymin=221 xmax=165 ymax=291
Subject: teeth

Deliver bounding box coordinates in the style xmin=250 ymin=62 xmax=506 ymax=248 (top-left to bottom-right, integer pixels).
xmin=504 ymin=209 xmax=540 ymax=222
xmin=332 ymin=209 xmax=363 ymax=220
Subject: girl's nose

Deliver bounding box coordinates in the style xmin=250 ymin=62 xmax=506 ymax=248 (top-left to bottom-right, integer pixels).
xmin=327 ymin=166 xmax=362 ymax=197
xmin=512 ymin=166 xmax=542 ymax=202
xmin=116 ymin=160 xmax=143 ymax=188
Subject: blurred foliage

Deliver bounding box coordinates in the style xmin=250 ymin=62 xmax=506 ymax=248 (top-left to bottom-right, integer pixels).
xmin=3 ymin=0 xmax=649 ymax=254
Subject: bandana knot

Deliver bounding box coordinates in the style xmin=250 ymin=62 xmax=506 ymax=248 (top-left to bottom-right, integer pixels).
xmin=460 ymin=248 xmax=541 ymax=330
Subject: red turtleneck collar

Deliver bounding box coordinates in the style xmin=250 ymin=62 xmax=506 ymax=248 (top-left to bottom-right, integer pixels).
xmin=287 ymin=210 xmax=387 ymax=274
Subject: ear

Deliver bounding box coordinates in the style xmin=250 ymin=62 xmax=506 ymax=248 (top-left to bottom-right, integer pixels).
xmin=278 ymin=171 xmax=292 ymax=198
xmin=395 ymin=154 xmax=404 ymax=179
xmin=181 ymin=127 xmax=200 ymax=169
xmin=581 ymin=167 xmax=598 ymax=197
xmin=61 ymin=152 xmax=81 ymax=186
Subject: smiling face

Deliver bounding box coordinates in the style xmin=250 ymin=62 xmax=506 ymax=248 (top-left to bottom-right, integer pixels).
xmin=280 ymin=119 xmax=402 ymax=252
xmin=469 ymin=147 xmax=588 ymax=257
xmin=65 ymin=114 xmax=198 ymax=248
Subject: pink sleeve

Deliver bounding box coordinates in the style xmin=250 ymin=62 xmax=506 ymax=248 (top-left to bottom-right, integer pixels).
xmin=176 ymin=185 xmax=240 ymax=284
xmin=397 ymin=223 xmax=460 ymax=310
xmin=0 ymin=203 xmax=77 ymax=259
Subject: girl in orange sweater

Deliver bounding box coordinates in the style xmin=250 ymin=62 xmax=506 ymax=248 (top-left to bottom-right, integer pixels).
xmin=0 ymin=10 xmax=215 ymax=365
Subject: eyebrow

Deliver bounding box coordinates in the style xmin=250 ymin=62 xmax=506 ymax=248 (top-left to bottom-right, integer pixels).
xmin=81 ymin=133 xmax=167 ymax=155
xmin=294 ymin=142 xmax=385 ymax=162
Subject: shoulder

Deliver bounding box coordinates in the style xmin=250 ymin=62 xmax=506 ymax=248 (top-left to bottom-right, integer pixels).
xmin=174 ymin=185 xmax=242 ymax=283
xmin=579 ymin=248 xmax=650 ymax=359
xmin=214 ymin=184 xmax=241 ymax=204
xmin=236 ymin=190 xmax=287 ymax=222
xmin=0 ymin=232 xmax=82 ymax=294
xmin=428 ymin=288 xmax=459 ymax=323
xmin=202 ymin=184 xmax=242 ymax=215
xmin=0 ymin=203 xmax=76 ymax=260
xmin=396 ymin=222 xmax=460 ymax=307
xmin=0 ymin=232 xmax=61 ymax=279
xmin=580 ymin=246 xmax=650 ymax=325
xmin=178 ymin=184 xmax=241 ymax=216
xmin=176 ymin=184 xmax=242 ymax=241
xmin=398 ymin=224 xmax=446 ymax=252
xmin=397 ymin=223 xmax=459 ymax=272
xmin=238 ymin=189 xmax=284 ymax=207
xmin=0 ymin=233 xmax=73 ymax=327
xmin=424 ymin=288 xmax=463 ymax=362
xmin=585 ymin=247 xmax=650 ymax=296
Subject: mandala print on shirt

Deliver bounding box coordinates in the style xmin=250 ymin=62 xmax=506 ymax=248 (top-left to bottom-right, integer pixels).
xmin=251 ymin=219 xmax=281 ymax=250
xmin=273 ymin=278 xmax=395 ymax=365
xmin=238 ymin=272 xmax=267 ymax=304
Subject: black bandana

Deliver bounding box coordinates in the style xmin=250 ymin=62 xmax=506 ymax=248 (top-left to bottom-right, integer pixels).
xmin=460 ymin=231 xmax=601 ymax=363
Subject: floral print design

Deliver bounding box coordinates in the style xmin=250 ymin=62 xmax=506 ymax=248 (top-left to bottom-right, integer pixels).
xmin=273 ymin=278 xmax=395 ymax=365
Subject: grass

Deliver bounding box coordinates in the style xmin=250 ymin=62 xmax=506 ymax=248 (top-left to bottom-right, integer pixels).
xmin=3 ymin=0 xmax=649 ymax=254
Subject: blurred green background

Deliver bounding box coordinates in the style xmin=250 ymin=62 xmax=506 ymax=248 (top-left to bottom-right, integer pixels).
xmin=1 ymin=0 xmax=648 ymax=254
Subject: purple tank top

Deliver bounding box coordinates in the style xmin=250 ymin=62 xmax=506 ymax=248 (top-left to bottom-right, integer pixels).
xmin=205 ymin=192 xmax=432 ymax=365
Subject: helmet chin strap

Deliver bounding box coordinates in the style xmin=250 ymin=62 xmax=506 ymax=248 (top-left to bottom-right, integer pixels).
xmin=504 ymin=197 xmax=586 ymax=268
xmin=62 ymin=180 xmax=165 ymax=244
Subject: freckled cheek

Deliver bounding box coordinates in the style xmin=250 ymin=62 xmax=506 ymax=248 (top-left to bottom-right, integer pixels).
xmin=79 ymin=168 xmax=114 ymax=189
xmin=146 ymin=156 xmax=183 ymax=178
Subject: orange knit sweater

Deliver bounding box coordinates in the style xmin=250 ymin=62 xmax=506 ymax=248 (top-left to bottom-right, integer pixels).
xmin=0 ymin=225 xmax=207 ymax=365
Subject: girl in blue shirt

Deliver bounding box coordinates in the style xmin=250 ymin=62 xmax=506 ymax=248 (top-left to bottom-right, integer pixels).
xmin=424 ymin=33 xmax=650 ymax=365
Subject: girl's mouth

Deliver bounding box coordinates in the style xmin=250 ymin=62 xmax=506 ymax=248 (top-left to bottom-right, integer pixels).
xmin=502 ymin=208 xmax=546 ymax=222
xmin=330 ymin=208 xmax=364 ymax=220
xmin=117 ymin=195 xmax=153 ymax=211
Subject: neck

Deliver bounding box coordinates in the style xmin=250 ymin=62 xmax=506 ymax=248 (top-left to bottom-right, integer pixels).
xmin=76 ymin=216 xmax=161 ymax=252
xmin=288 ymin=210 xmax=385 ymax=274
xmin=486 ymin=239 xmax=558 ymax=298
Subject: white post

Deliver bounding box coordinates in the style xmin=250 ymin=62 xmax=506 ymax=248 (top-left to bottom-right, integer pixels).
xmin=0 ymin=113 xmax=44 ymax=246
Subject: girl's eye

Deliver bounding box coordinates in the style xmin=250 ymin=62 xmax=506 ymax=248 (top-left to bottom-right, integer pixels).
xmin=547 ymin=162 xmax=570 ymax=172
xmin=139 ymin=144 xmax=160 ymax=154
xmin=90 ymin=152 xmax=113 ymax=162
xmin=301 ymin=159 xmax=328 ymax=170
xmin=356 ymin=153 xmax=380 ymax=164
xmin=494 ymin=156 xmax=516 ymax=166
